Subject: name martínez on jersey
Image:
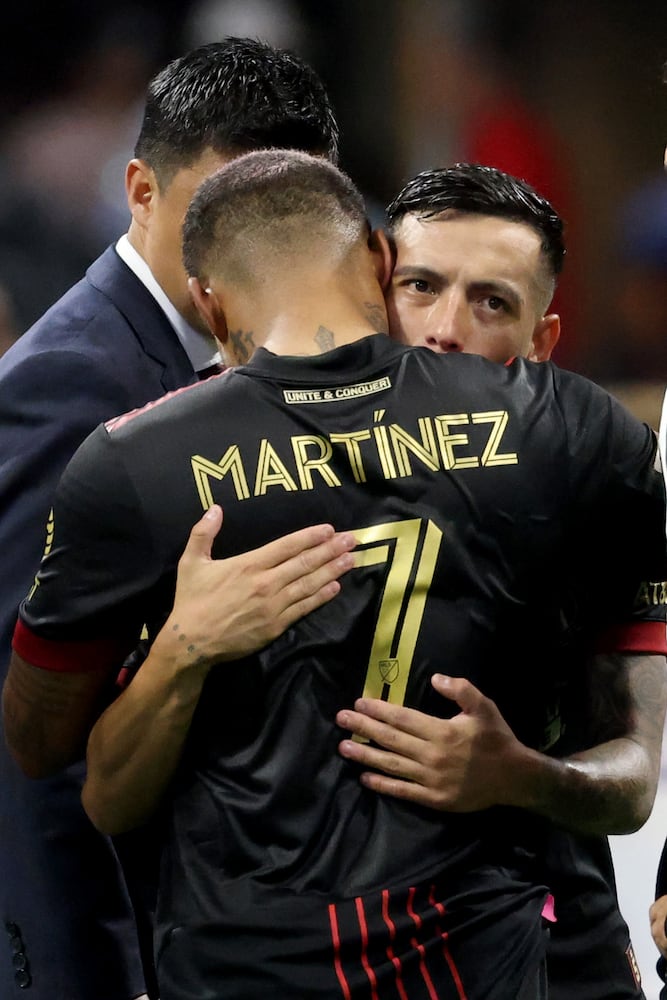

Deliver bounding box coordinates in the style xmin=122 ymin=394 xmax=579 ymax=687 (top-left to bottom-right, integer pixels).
xmin=191 ymin=408 xmax=518 ymax=507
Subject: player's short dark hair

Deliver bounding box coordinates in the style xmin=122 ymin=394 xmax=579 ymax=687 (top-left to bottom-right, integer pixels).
xmin=387 ymin=163 xmax=566 ymax=280
xmin=183 ymin=149 xmax=367 ymax=287
xmin=134 ymin=37 xmax=339 ymax=188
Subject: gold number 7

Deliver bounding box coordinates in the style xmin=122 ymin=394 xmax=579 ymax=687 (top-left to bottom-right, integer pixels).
xmin=352 ymin=518 xmax=443 ymax=711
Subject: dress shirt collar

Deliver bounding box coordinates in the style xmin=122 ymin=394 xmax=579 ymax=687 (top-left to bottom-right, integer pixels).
xmin=115 ymin=234 xmax=221 ymax=374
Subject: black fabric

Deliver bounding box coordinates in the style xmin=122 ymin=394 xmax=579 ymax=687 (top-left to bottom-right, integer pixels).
xmin=544 ymin=830 xmax=645 ymax=999
xmin=19 ymin=337 xmax=667 ymax=998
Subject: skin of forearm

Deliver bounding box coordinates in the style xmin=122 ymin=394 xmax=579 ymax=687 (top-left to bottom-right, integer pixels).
xmin=2 ymin=654 xmax=113 ymax=778
xmin=507 ymin=653 xmax=667 ymax=835
xmin=501 ymin=736 xmax=659 ymax=835
xmin=338 ymin=655 xmax=667 ymax=829
xmin=82 ymin=631 xmax=211 ymax=835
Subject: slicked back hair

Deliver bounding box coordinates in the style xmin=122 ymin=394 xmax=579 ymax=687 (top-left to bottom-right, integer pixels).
xmin=387 ymin=164 xmax=566 ymax=284
xmin=183 ymin=149 xmax=368 ymax=290
xmin=135 ymin=37 xmax=339 ymax=188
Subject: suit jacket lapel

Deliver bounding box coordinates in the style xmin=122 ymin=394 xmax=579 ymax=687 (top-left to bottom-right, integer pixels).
xmin=87 ymin=247 xmax=196 ymax=392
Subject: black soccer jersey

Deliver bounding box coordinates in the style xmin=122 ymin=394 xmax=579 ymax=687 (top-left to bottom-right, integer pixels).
xmin=15 ymin=335 xmax=667 ymax=999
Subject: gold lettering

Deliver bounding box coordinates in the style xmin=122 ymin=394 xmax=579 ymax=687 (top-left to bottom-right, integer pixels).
xmin=472 ymin=410 xmax=517 ymax=466
xmin=330 ymin=430 xmax=371 ymax=483
xmin=633 ymin=580 xmax=667 ymax=607
xmin=353 ymin=518 xmax=442 ymax=717
xmin=389 ymin=418 xmax=439 ymax=476
xmin=191 ymin=450 xmax=250 ymax=507
xmin=434 ymin=414 xmax=479 ymax=470
xmin=373 ymin=425 xmax=397 ymax=479
xmin=291 ymin=434 xmax=341 ymax=490
xmin=254 ymin=440 xmax=298 ymax=496
xmin=191 ymin=408 xmax=519 ymax=508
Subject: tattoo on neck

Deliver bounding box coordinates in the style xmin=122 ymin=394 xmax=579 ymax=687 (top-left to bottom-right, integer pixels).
xmin=314 ymin=326 xmax=335 ymax=353
xmin=364 ymin=301 xmax=387 ymax=334
xmin=229 ymin=329 xmax=255 ymax=364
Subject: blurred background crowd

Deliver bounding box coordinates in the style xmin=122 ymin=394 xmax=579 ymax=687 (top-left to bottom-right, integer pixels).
xmin=1 ymin=0 xmax=667 ymax=424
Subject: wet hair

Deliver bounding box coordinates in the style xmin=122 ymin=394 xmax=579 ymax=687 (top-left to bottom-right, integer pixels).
xmin=387 ymin=163 xmax=565 ymax=282
xmin=183 ymin=149 xmax=368 ymax=288
xmin=134 ymin=37 xmax=339 ymax=188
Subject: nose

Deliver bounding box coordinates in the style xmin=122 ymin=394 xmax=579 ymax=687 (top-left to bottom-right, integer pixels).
xmin=424 ymin=293 xmax=467 ymax=354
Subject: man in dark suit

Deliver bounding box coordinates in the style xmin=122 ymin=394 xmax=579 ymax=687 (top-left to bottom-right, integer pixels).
xmin=0 ymin=37 xmax=341 ymax=1000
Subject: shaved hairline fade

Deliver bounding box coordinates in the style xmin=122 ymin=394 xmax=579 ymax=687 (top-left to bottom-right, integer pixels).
xmin=182 ymin=149 xmax=370 ymax=289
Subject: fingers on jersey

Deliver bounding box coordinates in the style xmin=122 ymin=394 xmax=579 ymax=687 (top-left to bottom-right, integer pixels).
xmin=165 ymin=514 xmax=357 ymax=664
xmin=430 ymin=673 xmax=491 ymax=715
xmin=182 ymin=503 xmax=224 ymax=559
xmin=336 ymin=702 xmax=450 ymax=809
xmin=248 ymin=524 xmax=357 ymax=628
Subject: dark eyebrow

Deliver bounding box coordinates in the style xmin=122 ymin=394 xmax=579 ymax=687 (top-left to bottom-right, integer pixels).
xmin=392 ymin=265 xmax=443 ymax=284
xmin=393 ymin=265 xmax=524 ymax=312
xmin=468 ymin=280 xmax=523 ymax=312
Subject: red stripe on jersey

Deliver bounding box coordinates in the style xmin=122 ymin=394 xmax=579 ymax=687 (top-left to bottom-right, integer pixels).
xmin=504 ymin=356 xmax=517 ymax=367
xmin=12 ymin=618 xmax=133 ymax=673
xmin=406 ymin=887 xmax=440 ymax=1000
xmin=429 ymin=888 xmax=468 ymax=1000
xmin=328 ymin=904 xmax=352 ymax=1000
xmin=381 ymin=890 xmax=409 ymax=1000
xmin=594 ymin=620 xmax=667 ymax=654
xmin=105 ymin=369 xmax=229 ymax=434
xmin=355 ymin=897 xmax=379 ymax=1000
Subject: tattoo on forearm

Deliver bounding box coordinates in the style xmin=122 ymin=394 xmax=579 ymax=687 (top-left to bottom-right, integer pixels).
xmin=586 ymin=653 xmax=632 ymax=744
xmin=314 ymin=326 xmax=335 ymax=353
xmin=533 ymin=654 xmax=667 ymax=834
xmin=229 ymin=329 xmax=255 ymax=364
xmin=587 ymin=653 xmax=667 ymax=750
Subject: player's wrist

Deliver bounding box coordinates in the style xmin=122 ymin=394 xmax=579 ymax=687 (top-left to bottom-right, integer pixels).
xmin=496 ymin=742 xmax=555 ymax=811
xmin=147 ymin=617 xmax=214 ymax=685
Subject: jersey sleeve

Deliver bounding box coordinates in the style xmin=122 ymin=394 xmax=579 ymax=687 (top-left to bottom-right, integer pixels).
xmin=555 ymin=366 xmax=667 ymax=653
xmin=13 ymin=424 xmax=165 ymax=673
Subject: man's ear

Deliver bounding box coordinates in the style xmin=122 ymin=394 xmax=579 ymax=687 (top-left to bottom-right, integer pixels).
xmin=125 ymin=159 xmax=157 ymax=228
xmin=368 ymin=228 xmax=395 ymax=292
xmin=528 ymin=313 xmax=560 ymax=362
xmin=188 ymin=277 xmax=229 ymax=344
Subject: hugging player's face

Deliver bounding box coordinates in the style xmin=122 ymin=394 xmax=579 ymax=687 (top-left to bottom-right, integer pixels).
xmin=385 ymin=212 xmax=558 ymax=363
